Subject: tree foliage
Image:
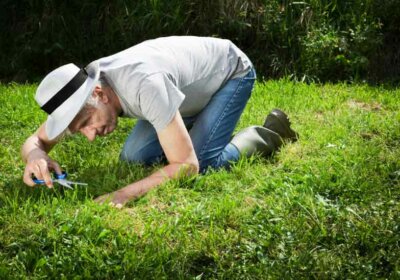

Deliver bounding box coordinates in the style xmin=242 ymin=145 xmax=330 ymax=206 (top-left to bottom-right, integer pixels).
xmin=0 ymin=0 xmax=398 ymax=83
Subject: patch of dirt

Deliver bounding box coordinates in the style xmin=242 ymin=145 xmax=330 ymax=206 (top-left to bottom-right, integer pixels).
xmin=315 ymin=110 xmax=324 ymax=120
xmin=347 ymin=100 xmax=383 ymax=111
xmin=360 ymin=132 xmax=380 ymax=140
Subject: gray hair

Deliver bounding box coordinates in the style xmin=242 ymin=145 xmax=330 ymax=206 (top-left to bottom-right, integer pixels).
xmin=85 ymin=74 xmax=109 ymax=108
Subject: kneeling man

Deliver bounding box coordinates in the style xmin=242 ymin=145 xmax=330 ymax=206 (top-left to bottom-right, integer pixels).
xmin=22 ymin=36 xmax=297 ymax=206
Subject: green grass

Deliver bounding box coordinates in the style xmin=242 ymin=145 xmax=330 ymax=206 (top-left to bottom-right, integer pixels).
xmin=0 ymin=80 xmax=399 ymax=279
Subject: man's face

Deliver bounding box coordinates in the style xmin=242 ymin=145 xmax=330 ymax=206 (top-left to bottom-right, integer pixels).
xmin=68 ymin=102 xmax=118 ymax=142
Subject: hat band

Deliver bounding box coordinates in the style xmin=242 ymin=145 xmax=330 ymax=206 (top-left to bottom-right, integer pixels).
xmin=41 ymin=68 xmax=88 ymax=115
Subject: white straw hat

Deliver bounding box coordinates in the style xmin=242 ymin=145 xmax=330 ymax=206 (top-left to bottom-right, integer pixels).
xmin=35 ymin=61 xmax=100 ymax=140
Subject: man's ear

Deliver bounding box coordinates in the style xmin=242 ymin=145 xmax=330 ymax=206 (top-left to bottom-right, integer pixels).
xmin=92 ymin=86 xmax=109 ymax=103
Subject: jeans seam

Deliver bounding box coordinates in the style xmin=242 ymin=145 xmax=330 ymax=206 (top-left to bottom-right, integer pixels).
xmin=198 ymin=76 xmax=248 ymax=163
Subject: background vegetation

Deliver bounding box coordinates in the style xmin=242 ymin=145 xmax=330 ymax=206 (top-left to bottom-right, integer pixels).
xmin=1 ymin=81 xmax=399 ymax=278
xmin=1 ymin=0 xmax=399 ymax=83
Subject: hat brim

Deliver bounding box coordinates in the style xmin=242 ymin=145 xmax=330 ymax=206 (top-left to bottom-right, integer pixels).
xmin=45 ymin=61 xmax=100 ymax=140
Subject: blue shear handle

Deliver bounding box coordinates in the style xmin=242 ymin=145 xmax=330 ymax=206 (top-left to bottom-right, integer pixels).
xmin=32 ymin=172 xmax=67 ymax=184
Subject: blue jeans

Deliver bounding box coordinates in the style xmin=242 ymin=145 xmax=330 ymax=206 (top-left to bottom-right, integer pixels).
xmin=120 ymin=68 xmax=256 ymax=173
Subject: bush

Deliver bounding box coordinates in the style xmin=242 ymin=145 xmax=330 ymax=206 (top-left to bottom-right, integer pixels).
xmin=0 ymin=0 xmax=396 ymax=83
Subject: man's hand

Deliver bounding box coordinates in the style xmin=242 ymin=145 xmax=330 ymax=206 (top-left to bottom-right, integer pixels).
xmin=21 ymin=123 xmax=61 ymax=188
xmin=94 ymin=190 xmax=129 ymax=208
xmin=23 ymin=154 xmax=62 ymax=188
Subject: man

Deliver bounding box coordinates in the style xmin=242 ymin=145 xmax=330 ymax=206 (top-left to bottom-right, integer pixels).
xmin=22 ymin=36 xmax=298 ymax=207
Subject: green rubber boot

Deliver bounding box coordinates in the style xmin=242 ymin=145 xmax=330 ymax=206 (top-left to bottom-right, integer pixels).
xmin=230 ymin=126 xmax=283 ymax=157
xmin=263 ymin=109 xmax=299 ymax=142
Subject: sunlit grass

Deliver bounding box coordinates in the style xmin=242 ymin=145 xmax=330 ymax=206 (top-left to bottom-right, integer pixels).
xmin=0 ymin=80 xmax=399 ymax=278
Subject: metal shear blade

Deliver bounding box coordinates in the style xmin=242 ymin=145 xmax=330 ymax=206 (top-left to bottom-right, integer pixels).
xmin=55 ymin=179 xmax=88 ymax=190
xmin=54 ymin=179 xmax=74 ymax=190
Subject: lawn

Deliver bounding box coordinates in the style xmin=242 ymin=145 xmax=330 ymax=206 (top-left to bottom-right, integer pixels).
xmin=0 ymin=80 xmax=399 ymax=279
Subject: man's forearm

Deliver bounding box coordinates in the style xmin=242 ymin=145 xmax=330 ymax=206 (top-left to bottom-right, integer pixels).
xmin=21 ymin=136 xmax=50 ymax=163
xmin=118 ymin=163 xmax=198 ymax=200
xmin=21 ymin=124 xmax=59 ymax=163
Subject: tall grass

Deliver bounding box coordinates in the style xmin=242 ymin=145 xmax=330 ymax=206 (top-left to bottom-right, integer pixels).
xmin=1 ymin=0 xmax=396 ymax=83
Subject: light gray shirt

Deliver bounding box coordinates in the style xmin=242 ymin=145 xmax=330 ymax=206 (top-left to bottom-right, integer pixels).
xmin=96 ymin=36 xmax=253 ymax=131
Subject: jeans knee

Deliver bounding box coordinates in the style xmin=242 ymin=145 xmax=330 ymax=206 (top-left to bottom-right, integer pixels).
xmin=120 ymin=145 xmax=144 ymax=163
xmin=120 ymin=149 xmax=141 ymax=164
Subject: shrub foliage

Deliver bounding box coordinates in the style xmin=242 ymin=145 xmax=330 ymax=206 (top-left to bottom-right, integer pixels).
xmin=1 ymin=0 xmax=399 ymax=82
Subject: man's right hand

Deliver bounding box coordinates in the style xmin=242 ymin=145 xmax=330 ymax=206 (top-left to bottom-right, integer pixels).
xmin=23 ymin=154 xmax=63 ymax=188
xmin=21 ymin=123 xmax=62 ymax=188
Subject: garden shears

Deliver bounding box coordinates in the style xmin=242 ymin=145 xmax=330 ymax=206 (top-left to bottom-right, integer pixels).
xmin=32 ymin=172 xmax=88 ymax=190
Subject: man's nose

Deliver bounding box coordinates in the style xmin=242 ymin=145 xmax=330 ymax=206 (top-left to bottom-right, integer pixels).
xmin=81 ymin=127 xmax=96 ymax=142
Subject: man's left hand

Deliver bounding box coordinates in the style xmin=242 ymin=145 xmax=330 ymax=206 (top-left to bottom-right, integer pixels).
xmin=94 ymin=190 xmax=130 ymax=208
